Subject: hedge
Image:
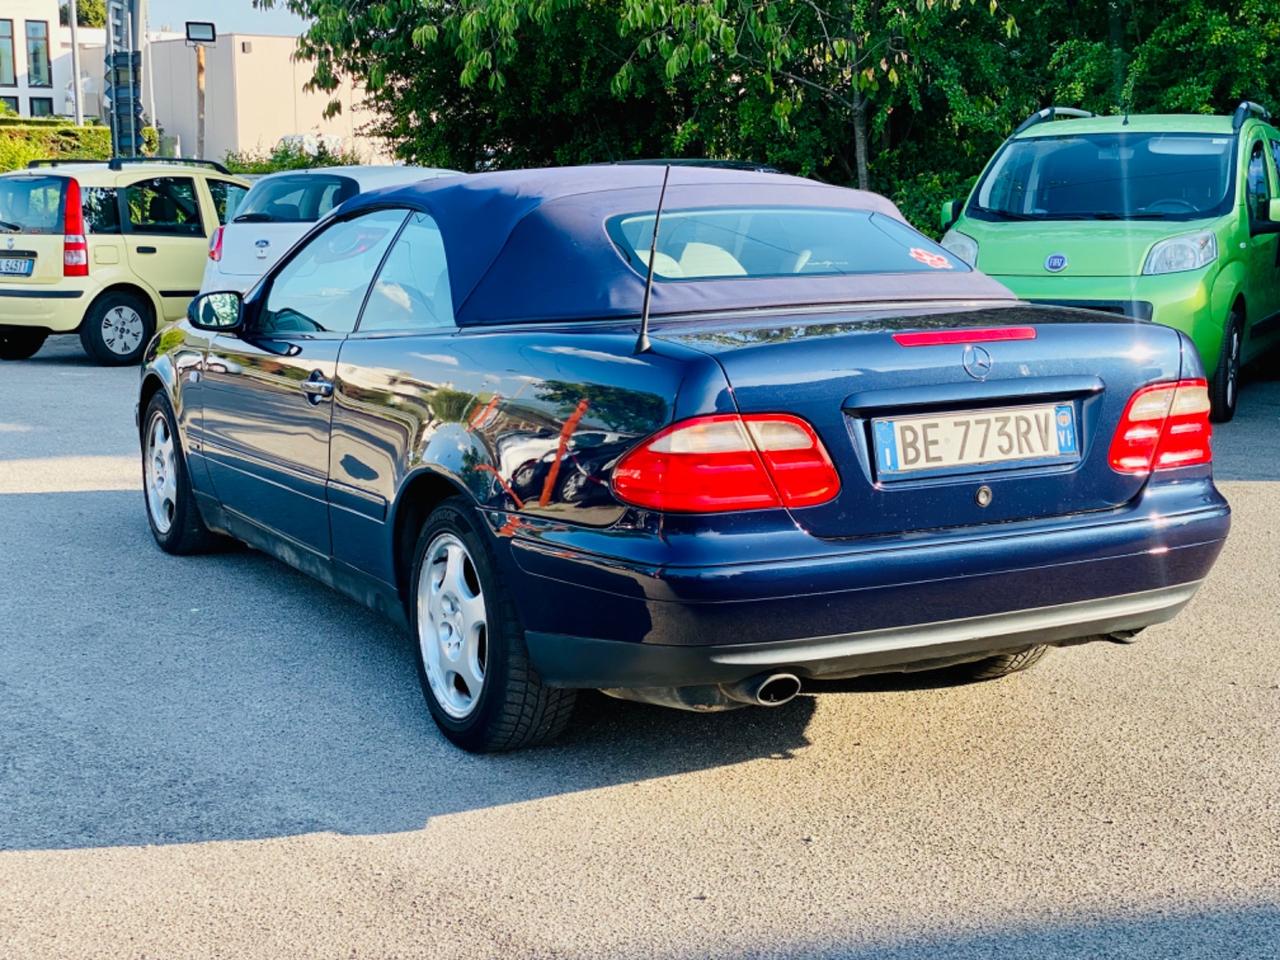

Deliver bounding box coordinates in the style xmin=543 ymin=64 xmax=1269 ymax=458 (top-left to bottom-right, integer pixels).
xmin=0 ymin=124 xmax=112 ymax=173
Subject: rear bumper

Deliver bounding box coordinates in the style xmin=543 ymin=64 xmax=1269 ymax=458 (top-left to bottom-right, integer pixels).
xmin=527 ymin=581 xmax=1202 ymax=687
xmin=0 ymin=286 xmax=86 ymax=332
xmin=505 ymin=479 xmax=1229 ymax=689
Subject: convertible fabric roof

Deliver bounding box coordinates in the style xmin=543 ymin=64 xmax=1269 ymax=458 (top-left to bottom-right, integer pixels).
xmin=343 ymin=165 xmax=1016 ymax=326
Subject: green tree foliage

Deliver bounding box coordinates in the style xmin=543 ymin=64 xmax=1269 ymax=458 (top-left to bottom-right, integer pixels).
xmin=60 ymin=0 xmax=108 ymax=29
xmin=0 ymin=123 xmax=111 ymax=173
xmin=222 ymin=141 xmax=363 ymax=175
xmin=257 ymin=1 xmax=1280 ymax=234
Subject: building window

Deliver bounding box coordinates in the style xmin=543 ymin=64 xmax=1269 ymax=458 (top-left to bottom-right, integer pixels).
xmin=25 ymin=21 xmax=51 ymax=88
xmin=0 ymin=96 xmax=16 ymax=115
xmin=0 ymin=21 xmax=14 ymax=87
xmin=29 ymin=97 xmax=53 ymax=117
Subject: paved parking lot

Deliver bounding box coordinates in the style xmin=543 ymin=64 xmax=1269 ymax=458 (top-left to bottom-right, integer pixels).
xmin=1 ymin=337 xmax=1278 ymax=959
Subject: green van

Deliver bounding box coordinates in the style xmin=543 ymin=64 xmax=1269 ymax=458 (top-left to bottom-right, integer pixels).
xmin=940 ymin=103 xmax=1280 ymax=421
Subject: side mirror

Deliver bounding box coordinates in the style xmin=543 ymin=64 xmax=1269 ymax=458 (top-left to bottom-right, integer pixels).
xmin=188 ymin=291 xmax=244 ymax=332
xmin=940 ymin=199 xmax=958 ymax=231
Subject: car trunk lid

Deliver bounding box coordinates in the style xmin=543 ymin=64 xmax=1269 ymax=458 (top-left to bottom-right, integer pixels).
xmin=215 ymin=221 xmax=310 ymax=277
xmin=656 ymin=302 xmax=1186 ymax=539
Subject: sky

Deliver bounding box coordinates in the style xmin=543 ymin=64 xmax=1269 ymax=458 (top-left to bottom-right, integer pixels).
xmin=146 ymin=0 xmax=310 ymax=37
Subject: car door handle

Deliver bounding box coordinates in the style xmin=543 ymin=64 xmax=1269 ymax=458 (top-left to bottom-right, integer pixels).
xmin=300 ymin=372 xmax=334 ymax=404
xmin=135 ymin=245 xmax=157 ymax=254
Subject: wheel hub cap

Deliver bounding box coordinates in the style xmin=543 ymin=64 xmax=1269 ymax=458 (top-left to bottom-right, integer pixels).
xmin=103 ymin=305 xmax=145 ymax=356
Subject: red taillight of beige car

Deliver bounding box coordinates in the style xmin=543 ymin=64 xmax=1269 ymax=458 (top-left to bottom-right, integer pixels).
xmin=1109 ymin=378 xmax=1212 ymax=474
xmin=612 ymin=413 xmax=840 ymax=512
xmin=208 ymin=225 xmax=224 ymax=262
xmin=62 ymin=177 xmax=88 ymax=277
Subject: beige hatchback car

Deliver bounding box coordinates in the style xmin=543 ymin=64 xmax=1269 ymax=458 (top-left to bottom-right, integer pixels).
xmin=0 ymin=158 xmax=249 ymax=364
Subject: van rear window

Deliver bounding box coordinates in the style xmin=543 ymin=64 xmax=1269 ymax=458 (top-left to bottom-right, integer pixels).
xmin=233 ymin=174 xmax=358 ymax=224
xmin=0 ymin=175 xmax=65 ymax=234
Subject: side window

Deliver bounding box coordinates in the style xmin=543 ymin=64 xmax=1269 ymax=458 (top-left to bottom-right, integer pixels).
xmin=260 ymin=208 xmax=407 ymax=336
xmin=1246 ymin=140 xmax=1271 ymax=220
xmin=207 ymin=179 xmax=249 ymax=225
xmin=123 ymin=177 xmax=203 ymax=237
xmin=82 ymin=187 xmax=120 ymax=234
xmin=358 ymin=213 xmax=455 ymax=333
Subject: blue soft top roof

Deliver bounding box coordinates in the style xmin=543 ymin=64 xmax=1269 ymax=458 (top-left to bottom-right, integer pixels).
xmin=344 ymin=165 xmax=1014 ymax=325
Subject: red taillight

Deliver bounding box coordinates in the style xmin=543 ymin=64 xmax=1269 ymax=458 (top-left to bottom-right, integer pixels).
xmin=62 ymin=177 xmax=88 ymax=277
xmin=893 ymin=327 xmax=1037 ymax=347
xmin=208 ymin=225 xmax=224 ymax=262
xmin=612 ymin=413 xmax=840 ymax=513
xmin=1109 ymin=379 xmax=1212 ymax=475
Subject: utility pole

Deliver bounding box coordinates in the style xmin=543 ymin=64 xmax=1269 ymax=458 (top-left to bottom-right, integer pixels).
xmin=68 ymin=0 xmax=83 ymax=125
xmin=196 ymin=44 xmax=205 ymax=159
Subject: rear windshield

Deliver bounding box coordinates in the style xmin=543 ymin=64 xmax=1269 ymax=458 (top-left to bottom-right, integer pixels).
xmin=608 ymin=207 xmax=968 ymax=280
xmin=0 ymin=175 xmax=65 ymax=234
xmin=233 ymin=174 xmax=359 ymax=224
xmin=970 ymin=132 xmax=1236 ymax=222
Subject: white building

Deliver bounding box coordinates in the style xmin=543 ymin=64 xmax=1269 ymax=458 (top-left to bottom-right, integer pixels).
xmin=147 ymin=33 xmax=389 ymax=162
xmin=5 ymin=1 xmax=389 ymax=163
xmin=1 ymin=0 xmax=60 ymax=117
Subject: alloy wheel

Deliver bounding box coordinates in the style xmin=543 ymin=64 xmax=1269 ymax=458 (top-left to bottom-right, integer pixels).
xmin=1226 ymin=324 xmax=1241 ymax=410
xmin=144 ymin=412 xmax=177 ymax=534
xmin=417 ymin=532 xmax=488 ymax=719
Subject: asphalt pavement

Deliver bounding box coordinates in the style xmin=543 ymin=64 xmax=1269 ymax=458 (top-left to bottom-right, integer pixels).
xmin=1 ymin=337 xmax=1278 ymax=959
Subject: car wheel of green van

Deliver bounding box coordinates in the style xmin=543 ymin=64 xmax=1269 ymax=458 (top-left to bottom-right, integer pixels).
xmin=1209 ymin=309 xmax=1243 ymax=424
xmin=80 ymin=291 xmax=155 ymax=366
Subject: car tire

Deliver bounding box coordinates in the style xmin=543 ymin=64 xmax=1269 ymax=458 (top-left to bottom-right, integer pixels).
xmin=0 ymin=328 xmax=48 ymax=360
xmin=409 ymin=496 xmax=576 ymax=752
xmin=1209 ymin=309 xmax=1243 ymax=423
xmin=80 ymin=291 xmax=154 ymax=366
xmin=957 ymin=644 xmax=1049 ymax=681
xmin=142 ymin=391 xmax=221 ymax=555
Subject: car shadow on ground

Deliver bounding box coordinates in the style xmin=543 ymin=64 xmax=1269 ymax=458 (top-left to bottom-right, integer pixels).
xmin=1214 ymin=362 xmax=1280 ymax=481
xmin=645 ymin=904 xmax=1280 ymax=960
xmin=0 ymin=488 xmax=826 ymax=852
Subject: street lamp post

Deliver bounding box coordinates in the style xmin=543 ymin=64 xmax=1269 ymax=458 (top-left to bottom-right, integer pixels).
xmin=68 ymin=0 xmax=83 ymax=125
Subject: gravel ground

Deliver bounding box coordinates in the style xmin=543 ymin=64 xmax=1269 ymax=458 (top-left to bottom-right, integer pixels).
xmin=1 ymin=337 xmax=1277 ymax=959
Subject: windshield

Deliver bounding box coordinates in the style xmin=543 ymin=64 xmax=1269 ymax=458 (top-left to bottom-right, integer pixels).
xmin=970 ymin=133 xmax=1236 ymax=222
xmin=608 ymin=207 xmax=968 ymax=279
xmin=233 ymin=174 xmax=358 ymax=224
xmin=0 ymin=175 xmax=66 ymax=234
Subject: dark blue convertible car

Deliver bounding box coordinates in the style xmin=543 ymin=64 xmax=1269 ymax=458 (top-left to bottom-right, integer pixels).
xmin=138 ymin=165 xmax=1230 ymax=751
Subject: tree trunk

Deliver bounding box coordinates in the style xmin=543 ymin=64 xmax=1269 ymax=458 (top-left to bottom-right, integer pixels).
xmin=852 ymin=89 xmax=870 ymax=191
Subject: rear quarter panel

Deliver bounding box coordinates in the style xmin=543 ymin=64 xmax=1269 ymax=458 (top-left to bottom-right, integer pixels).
xmin=327 ymin=326 xmax=732 ymax=585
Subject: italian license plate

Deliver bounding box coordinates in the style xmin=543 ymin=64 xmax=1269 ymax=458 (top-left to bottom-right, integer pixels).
xmin=873 ymin=402 xmax=1079 ymax=478
xmin=0 ymin=257 xmax=33 ymax=277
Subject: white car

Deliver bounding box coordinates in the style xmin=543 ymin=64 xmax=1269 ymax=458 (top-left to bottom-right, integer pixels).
xmin=201 ymin=165 xmax=459 ymax=294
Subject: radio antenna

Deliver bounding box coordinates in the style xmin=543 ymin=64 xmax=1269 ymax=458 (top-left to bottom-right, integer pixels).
xmin=635 ymin=164 xmax=672 ymax=354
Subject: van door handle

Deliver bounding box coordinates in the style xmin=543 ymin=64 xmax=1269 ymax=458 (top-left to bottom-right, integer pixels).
xmin=135 ymin=245 xmax=157 ymax=254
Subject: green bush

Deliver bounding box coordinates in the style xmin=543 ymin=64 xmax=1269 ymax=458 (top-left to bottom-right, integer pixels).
xmin=0 ymin=124 xmax=112 ymax=172
xmin=222 ymin=141 xmax=362 ymax=175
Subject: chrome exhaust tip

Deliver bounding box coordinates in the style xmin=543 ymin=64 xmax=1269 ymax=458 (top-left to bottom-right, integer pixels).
xmin=721 ymin=672 xmax=802 ymax=708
